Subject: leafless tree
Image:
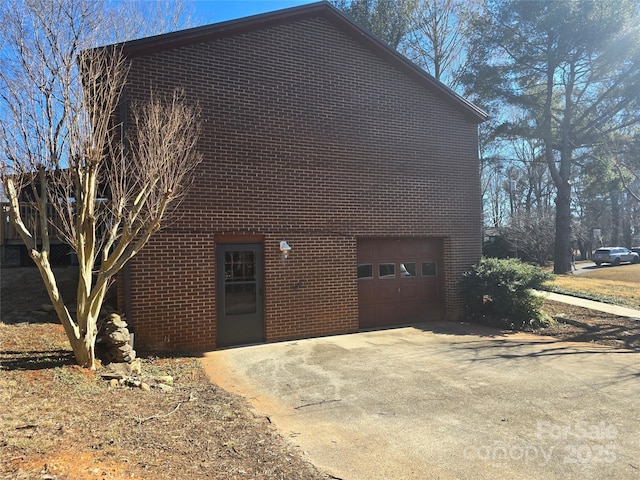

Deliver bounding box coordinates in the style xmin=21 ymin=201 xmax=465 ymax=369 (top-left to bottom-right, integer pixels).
xmin=332 ymin=0 xmax=419 ymax=49
xmin=0 ymin=0 xmax=201 ymax=369
xmin=403 ymin=0 xmax=476 ymax=90
xmin=502 ymin=211 xmax=556 ymax=266
xmin=618 ymin=164 xmax=640 ymax=204
xmin=613 ymin=134 xmax=640 ymax=204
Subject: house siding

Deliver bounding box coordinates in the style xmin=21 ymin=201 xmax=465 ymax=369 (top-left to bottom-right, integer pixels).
xmin=121 ymin=14 xmax=482 ymax=352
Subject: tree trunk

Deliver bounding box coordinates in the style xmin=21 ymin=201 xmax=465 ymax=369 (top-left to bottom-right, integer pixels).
xmin=68 ymin=330 xmax=97 ymax=369
xmin=610 ymin=189 xmax=620 ymax=246
xmin=551 ymin=60 xmax=575 ymax=275
xmin=30 ymin=251 xmax=99 ymax=369
xmin=554 ymin=181 xmax=572 ymax=274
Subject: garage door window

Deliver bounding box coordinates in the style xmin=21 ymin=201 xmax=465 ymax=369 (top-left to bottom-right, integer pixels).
xmin=400 ymin=262 xmax=416 ymax=277
xmin=379 ymin=263 xmax=396 ymax=278
xmin=421 ymin=261 xmax=437 ymax=276
xmin=357 ymin=264 xmax=373 ymax=279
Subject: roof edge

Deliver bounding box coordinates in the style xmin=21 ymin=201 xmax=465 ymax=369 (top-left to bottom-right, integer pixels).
xmin=318 ymin=2 xmax=487 ymax=123
xmin=116 ymin=1 xmax=329 ymax=58
xmin=114 ymin=1 xmax=487 ymax=123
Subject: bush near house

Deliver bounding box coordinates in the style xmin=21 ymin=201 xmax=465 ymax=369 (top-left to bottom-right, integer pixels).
xmin=482 ymin=236 xmax=515 ymax=259
xmin=460 ymin=257 xmax=554 ymax=329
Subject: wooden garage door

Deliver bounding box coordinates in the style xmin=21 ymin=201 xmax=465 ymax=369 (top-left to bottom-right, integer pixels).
xmin=357 ymin=238 xmax=443 ymax=328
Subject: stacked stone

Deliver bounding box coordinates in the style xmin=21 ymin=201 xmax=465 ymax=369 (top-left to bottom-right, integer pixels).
xmin=96 ymin=313 xmax=136 ymax=365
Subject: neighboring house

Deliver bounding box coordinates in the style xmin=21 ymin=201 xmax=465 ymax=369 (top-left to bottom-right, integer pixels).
xmin=483 ymin=227 xmax=500 ymax=244
xmin=116 ymin=1 xmax=487 ymax=352
xmin=1 ymin=174 xmax=73 ymax=267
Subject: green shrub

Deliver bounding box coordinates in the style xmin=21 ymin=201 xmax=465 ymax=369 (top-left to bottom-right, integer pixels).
xmin=460 ymin=257 xmax=554 ymax=330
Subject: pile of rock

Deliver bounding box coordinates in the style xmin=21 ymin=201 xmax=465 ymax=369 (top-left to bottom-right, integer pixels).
xmin=96 ymin=313 xmax=136 ymax=365
xmin=100 ymin=362 xmax=174 ymax=392
xmin=96 ymin=312 xmax=174 ymax=392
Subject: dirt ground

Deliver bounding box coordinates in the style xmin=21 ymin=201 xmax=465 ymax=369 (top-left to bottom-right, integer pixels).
xmin=538 ymin=300 xmax=640 ymax=349
xmin=1 ymin=267 xmax=639 ymax=479
xmin=1 ymin=268 xmax=329 ymax=480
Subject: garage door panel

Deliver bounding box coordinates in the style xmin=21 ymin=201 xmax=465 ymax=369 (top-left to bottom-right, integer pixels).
xmin=374 ymin=241 xmax=395 ymax=259
xmin=375 ymin=283 xmax=399 ymax=301
xmin=399 ymin=240 xmax=419 ymax=256
xmin=358 ymin=238 xmax=443 ymax=329
xmin=399 ymin=283 xmax=417 ymax=298
xmin=397 ymin=301 xmax=415 ymax=319
xmin=358 ymin=282 xmax=374 ymax=298
xmin=359 ymin=305 xmax=377 ymax=326
xmin=358 ymin=241 xmax=375 ymax=262
xmin=421 ymin=242 xmax=438 ymax=257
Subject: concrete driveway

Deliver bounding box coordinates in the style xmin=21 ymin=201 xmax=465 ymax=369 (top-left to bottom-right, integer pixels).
xmin=201 ymin=323 xmax=640 ymax=480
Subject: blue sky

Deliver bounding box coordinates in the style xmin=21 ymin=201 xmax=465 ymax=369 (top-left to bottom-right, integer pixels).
xmin=190 ymin=0 xmax=317 ymax=24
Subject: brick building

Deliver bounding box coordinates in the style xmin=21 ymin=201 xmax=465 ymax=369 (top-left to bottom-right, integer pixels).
xmin=116 ymin=1 xmax=487 ymax=352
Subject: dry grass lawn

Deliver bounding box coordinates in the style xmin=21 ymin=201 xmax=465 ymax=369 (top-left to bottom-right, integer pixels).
xmin=545 ymin=263 xmax=640 ymax=308
xmin=1 ymin=267 xmax=329 ymax=480
xmin=0 ymin=321 xmax=330 ymax=480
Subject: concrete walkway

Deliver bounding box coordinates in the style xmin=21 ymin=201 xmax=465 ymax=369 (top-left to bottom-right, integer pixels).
xmin=534 ymin=290 xmax=640 ymax=319
xmin=201 ymin=325 xmax=640 ymax=480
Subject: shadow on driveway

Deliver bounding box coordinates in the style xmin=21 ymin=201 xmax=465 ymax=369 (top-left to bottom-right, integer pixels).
xmin=201 ymin=323 xmax=640 ymax=480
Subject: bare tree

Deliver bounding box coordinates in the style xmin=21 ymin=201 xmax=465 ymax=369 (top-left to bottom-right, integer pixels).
xmin=612 ymin=133 xmax=640 ymax=204
xmin=105 ymin=0 xmax=195 ymax=42
xmin=501 ymin=210 xmax=556 ymax=266
xmin=618 ymin=163 xmax=640 ymax=204
xmin=331 ymin=0 xmax=419 ymax=49
xmin=0 ymin=0 xmax=201 ymax=369
xmin=403 ymin=0 xmax=474 ymax=89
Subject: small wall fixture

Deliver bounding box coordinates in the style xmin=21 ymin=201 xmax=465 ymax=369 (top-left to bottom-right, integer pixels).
xmin=280 ymin=240 xmax=292 ymax=259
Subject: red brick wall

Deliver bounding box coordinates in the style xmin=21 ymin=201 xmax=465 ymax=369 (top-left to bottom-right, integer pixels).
xmin=121 ymin=14 xmax=482 ymax=351
xmin=263 ymin=233 xmax=358 ymax=342
xmin=125 ymin=232 xmax=216 ymax=351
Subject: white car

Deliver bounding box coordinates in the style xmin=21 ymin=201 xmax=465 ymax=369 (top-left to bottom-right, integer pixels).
xmin=592 ymin=247 xmax=640 ymax=266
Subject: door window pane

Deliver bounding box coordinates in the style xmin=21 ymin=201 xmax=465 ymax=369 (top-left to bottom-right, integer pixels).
xmin=379 ymin=263 xmax=395 ymax=279
xmin=357 ymin=264 xmax=373 ymax=279
xmin=225 ymin=283 xmax=257 ymax=315
xmin=421 ymin=261 xmax=437 ymax=276
xmin=224 ymin=250 xmax=257 ymax=315
xmin=400 ymin=262 xmax=416 ymax=277
xmin=225 ymin=251 xmax=256 ymax=282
